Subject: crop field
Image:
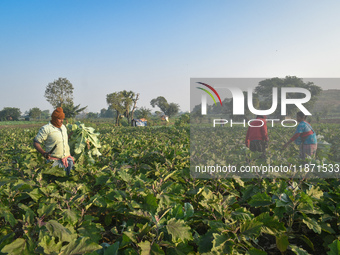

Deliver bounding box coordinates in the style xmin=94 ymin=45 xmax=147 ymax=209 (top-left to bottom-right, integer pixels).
xmin=1 ymin=123 xmax=340 ymax=254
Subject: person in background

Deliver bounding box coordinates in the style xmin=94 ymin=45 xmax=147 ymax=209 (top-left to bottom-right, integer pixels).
xmin=283 ymin=111 xmax=317 ymax=159
xmin=33 ymin=107 xmax=74 ymax=175
xmin=245 ymin=115 xmax=269 ymax=158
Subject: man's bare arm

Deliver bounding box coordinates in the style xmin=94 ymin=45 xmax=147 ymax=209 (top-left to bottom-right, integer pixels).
xmin=33 ymin=141 xmax=50 ymax=159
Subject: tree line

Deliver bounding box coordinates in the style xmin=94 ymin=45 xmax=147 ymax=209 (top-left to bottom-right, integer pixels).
xmin=1 ymin=77 xmax=180 ymax=125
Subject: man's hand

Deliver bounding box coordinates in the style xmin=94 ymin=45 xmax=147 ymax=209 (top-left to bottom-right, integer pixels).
xmin=34 ymin=141 xmax=51 ymax=159
xmin=43 ymin=152 xmax=51 ymax=159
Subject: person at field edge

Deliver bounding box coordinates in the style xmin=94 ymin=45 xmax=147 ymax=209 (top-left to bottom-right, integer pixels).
xmin=33 ymin=107 xmax=74 ymax=175
xmin=283 ymin=111 xmax=317 ymax=159
xmin=245 ymin=115 xmax=269 ymax=158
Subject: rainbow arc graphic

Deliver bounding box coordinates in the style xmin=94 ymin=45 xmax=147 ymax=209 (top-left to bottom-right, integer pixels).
xmin=196 ymin=82 xmax=223 ymax=106
xmin=196 ymin=82 xmax=222 ymax=115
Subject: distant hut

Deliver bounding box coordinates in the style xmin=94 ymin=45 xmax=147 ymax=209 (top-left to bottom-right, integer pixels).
xmin=132 ymin=118 xmax=147 ymax=127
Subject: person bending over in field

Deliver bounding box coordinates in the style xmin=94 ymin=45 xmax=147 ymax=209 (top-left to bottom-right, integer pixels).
xmin=33 ymin=107 xmax=74 ymax=175
xmin=245 ymin=115 xmax=269 ymax=158
xmin=283 ymin=111 xmax=317 ymax=159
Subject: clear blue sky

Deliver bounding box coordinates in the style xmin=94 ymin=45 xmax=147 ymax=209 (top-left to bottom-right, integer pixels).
xmin=1 ymin=0 xmax=340 ymax=114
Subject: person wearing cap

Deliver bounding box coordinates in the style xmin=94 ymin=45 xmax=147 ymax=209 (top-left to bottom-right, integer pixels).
xmin=245 ymin=115 xmax=269 ymax=158
xmin=33 ymin=107 xmax=74 ymax=175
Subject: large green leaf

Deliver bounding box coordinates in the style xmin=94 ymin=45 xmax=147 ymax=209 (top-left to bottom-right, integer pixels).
xmin=240 ymin=220 xmax=263 ymax=238
xmin=306 ymin=186 xmax=323 ymax=199
xmin=61 ymin=208 xmax=79 ymax=226
xmin=0 ymin=233 xmax=15 ymax=251
xmin=144 ymin=194 xmax=158 ymax=214
xmin=211 ymin=233 xmax=233 ymax=254
xmin=139 ymin=241 xmax=151 ymax=255
xmin=18 ymin=204 xmax=36 ymax=225
xmin=302 ymin=217 xmax=321 ymax=234
xmin=45 ymin=220 xmax=76 ymax=243
xmin=37 ymin=235 xmax=63 ymax=255
xmin=37 ymin=203 xmax=56 ymax=217
xmin=171 ymin=204 xmax=184 ymax=219
xmin=276 ymin=234 xmax=289 ymax=253
xmin=0 ymin=208 xmax=17 ymax=227
xmin=290 ymin=244 xmax=310 ymax=255
xmin=1 ymin=238 xmax=29 ymax=255
xmin=256 ymin=212 xmax=286 ymax=236
xmin=103 ymin=242 xmax=119 ymax=255
xmin=231 ymin=208 xmax=252 ymax=221
xmin=167 ymin=242 xmax=193 ymax=255
xmin=328 ymin=240 xmax=340 ymax=255
xmin=248 ymin=192 xmax=273 ymax=207
xmin=166 ymin=218 xmax=192 ymax=243
xmin=60 ymin=237 xmax=102 ymax=255
xmin=41 ymin=166 xmax=66 ymax=177
xmin=197 ymin=230 xmax=214 ymax=253
xmin=27 ymin=188 xmax=43 ymax=201
xmin=78 ymin=221 xmax=104 ymax=243
xmin=183 ymin=202 xmax=194 ymax=219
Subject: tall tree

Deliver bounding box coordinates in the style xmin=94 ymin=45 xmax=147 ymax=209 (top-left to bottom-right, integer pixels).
xmin=29 ymin=107 xmax=42 ymax=119
xmin=150 ymin=96 xmax=169 ymax=115
xmin=44 ymin=78 xmax=74 ymax=108
xmin=106 ymin=92 xmax=124 ymax=125
xmin=255 ymin=76 xmax=322 ymax=119
xmin=106 ymin=91 xmax=139 ymax=125
xmin=0 ymin=107 xmax=21 ymax=121
xmin=120 ymin=90 xmax=139 ymax=124
xmin=150 ymin=96 xmax=180 ymax=117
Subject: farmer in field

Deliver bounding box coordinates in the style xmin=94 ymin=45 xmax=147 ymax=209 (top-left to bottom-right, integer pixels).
xmin=283 ymin=111 xmax=317 ymax=159
xmin=33 ymin=107 xmax=74 ymax=175
xmin=245 ymin=115 xmax=269 ymax=158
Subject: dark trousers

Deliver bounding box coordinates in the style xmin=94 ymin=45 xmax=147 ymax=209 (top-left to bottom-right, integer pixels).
xmin=249 ymin=140 xmax=267 ymax=158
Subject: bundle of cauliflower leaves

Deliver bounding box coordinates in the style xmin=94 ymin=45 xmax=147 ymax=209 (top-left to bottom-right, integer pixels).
xmin=67 ymin=122 xmax=102 ymax=165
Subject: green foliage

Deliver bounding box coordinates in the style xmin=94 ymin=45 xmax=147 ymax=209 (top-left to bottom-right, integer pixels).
xmin=175 ymin=113 xmax=190 ymax=126
xmin=0 ymin=123 xmax=340 ymax=254
xmin=0 ymin=107 xmax=21 ymax=121
xmin=41 ymin=109 xmax=50 ymax=119
xmin=63 ymin=102 xmax=87 ymax=119
xmin=100 ymin=107 xmax=116 ymax=118
xmin=28 ymin=107 xmax=42 ymax=119
xmin=68 ymin=121 xmax=102 ymax=165
xmin=150 ymin=96 xmax=180 ymax=117
xmin=135 ymin=107 xmax=152 ymax=119
xmin=106 ymin=90 xmax=139 ymax=126
xmin=44 ymin=77 xmax=74 ymax=108
xmin=87 ymin=112 xmax=99 ymax=119
xmin=328 ymin=240 xmax=340 ymax=255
